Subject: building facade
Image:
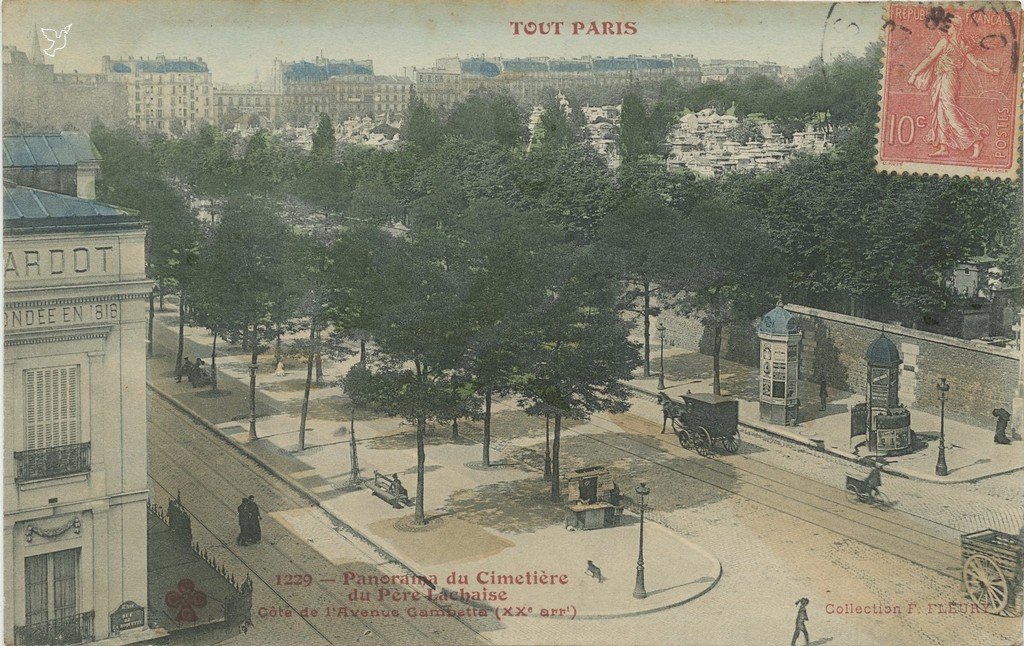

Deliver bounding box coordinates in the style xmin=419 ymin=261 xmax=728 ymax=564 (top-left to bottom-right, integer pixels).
xmin=101 ymin=56 xmax=213 ymax=134
xmin=274 ymin=57 xmax=412 ymax=124
xmin=412 ymin=54 xmax=702 ymax=110
xmin=2 ymin=47 xmax=128 ymax=134
xmin=212 ymin=84 xmax=285 ymax=127
xmin=3 ymin=137 xmax=152 ymax=645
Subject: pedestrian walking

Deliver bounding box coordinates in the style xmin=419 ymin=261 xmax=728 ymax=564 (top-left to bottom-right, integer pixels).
xmin=236 ymin=497 xmax=250 ymax=545
xmin=993 ymin=408 xmax=1011 ymax=445
xmin=247 ymin=495 xmax=262 ymax=543
xmin=791 ymin=597 xmax=810 ymax=646
xmin=177 ymin=357 xmax=191 ymax=383
xmin=819 ymin=381 xmax=828 ymax=411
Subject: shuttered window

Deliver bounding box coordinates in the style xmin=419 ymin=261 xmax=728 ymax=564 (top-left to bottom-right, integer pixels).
xmin=24 ymin=366 xmax=80 ymax=450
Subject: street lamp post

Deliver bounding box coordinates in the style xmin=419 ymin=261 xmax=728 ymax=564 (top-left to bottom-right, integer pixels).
xmin=633 ymin=482 xmax=651 ymax=600
xmin=936 ymin=378 xmax=949 ymax=476
xmin=248 ymin=361 xmax=259 ymax=441
xmin=657 ymin=323 xmax=666 ymax=391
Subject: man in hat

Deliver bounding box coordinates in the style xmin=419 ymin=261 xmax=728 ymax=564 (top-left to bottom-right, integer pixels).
xmin=792 ymin=597 xmax=810 ymax=646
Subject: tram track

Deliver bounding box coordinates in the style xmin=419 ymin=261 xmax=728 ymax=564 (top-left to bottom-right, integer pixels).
xmin=148 ymin=394 xmax=490 ymax=646
xmin=455 ymin=398 xmax=964 ymax=582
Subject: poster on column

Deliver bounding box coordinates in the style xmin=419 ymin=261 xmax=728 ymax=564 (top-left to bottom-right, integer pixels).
xmin=3 ymin=1 xmax=1021 ymax=645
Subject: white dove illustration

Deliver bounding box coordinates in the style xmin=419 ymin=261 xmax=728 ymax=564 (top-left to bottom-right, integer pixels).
xmin=40 ymin=24 xmax=72 ymax=57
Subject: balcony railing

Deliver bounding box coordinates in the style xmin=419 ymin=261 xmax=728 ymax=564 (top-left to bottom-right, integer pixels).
xmin=14 ymin=442 xmax=91 ymax=483
xmin=14 ymin=610 xmax=94 ymax=645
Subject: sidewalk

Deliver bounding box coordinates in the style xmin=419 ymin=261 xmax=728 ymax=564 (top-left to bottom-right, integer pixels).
xmin=633 ymin=348 xmax=1024 ymax=484
xmin=148 ymin=310 xmax=722 ymax=621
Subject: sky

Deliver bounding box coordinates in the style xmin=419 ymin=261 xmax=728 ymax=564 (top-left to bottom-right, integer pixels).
xmin=4 ymin=1 xmax=884 ymax=84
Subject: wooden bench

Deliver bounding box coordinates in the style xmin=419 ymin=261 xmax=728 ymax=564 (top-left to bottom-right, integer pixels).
xmin=366 ymin=471 xmax=411 ymax=509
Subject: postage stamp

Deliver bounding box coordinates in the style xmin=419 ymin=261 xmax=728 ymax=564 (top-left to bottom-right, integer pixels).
xmin=876 ymin=3 xmax=1023 ymax=180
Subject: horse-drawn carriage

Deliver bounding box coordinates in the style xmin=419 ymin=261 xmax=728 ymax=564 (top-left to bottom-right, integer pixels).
xmin=659 ymin=392 xmax=741 ymax=456
xmin=960 ymin=529 xmax=1024 ymax=616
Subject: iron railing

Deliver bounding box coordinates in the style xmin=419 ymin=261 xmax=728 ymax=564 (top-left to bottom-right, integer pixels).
xmin=14 ymin=442 xmax=91 ymax=482
xmin=14 ymin=610 xmax=94 ymax=645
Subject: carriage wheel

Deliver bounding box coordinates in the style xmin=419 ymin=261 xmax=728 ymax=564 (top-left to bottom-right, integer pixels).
xmin=963 ymin=554 xmax=1010 ymax=614
xmin=845 ymin=485 xmax=862 ymax=504
xmin=694 ymin=427 xmax=713 ymax=457
xmin=872 ymin=490 xmax=893 ymax=510
xmin=722 ymin=432 xmax=740 ymax=454
xmin=672 ymin=421 xmax=689 ymax=447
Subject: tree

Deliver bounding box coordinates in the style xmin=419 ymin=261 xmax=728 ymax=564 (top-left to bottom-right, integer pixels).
xmin=202 ymin=196 xmax=302 ymax=440
xmin=402 ymin=94 xmax=442 ymax=158
xmin=342 ymin=231 xmax=469 ymax=525
xmin=311 ymin=113 xmax=336 ymax=159
xmin=445 ymin=92 xmax=526 ymax=149
xmin=460 ymin=202 xmax=564 ymax=466
xmin=518 ymin=248 xmax=641 ymax=500
xmin=600 ymin=190 xmax=680 ymax=377
xmin=293 ymin=232 xmax=335 ymax=450
xmin=92 ymin=126 xmax=202 ymax=371
xmin=662 ymin=194 xmax=781 ymax=395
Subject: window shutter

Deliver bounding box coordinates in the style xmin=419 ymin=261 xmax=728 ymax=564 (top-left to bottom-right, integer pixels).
xmin=24 ymin=366 xmax=81 ymax=450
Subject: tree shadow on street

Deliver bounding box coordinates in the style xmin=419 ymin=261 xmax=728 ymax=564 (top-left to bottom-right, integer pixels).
xmin=440 ymin=477 xmax=567 ymax=535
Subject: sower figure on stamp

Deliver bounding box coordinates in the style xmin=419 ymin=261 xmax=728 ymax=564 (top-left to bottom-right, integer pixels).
xmin=791 ymin=597 xmax=810 ymax=646
xmin=907 ymin=12 xmax=1001 ymax=159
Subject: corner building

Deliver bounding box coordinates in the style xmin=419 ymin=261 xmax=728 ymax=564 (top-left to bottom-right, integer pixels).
xmin=3 ymin=181 xmax=152 ymax=644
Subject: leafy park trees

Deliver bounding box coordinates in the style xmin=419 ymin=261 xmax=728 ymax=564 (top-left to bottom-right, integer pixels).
xmin=517 ymin=248 xmax=641 ymax=500
xmin=91 ymin=126 xmax=202 ymax=369
xmin=341 ymin=230 xmax=471 ymax=525
xmin=660 ymin=194 xmax=782 ymax=395
xmin=311 ymin=113 xmax=336 ymax=159
xmin=198 ymin=196 xmax=302 ymax=440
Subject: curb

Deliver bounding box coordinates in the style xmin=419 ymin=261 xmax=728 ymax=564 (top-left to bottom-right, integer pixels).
xmin=151 ymin=378 xmax=723 ymax=620
xmin=571 ymin=528 xmax=723 ymax=621
xmin=626 ymin=383 xmax=1024 ymax=485
xmin=147 ymin=381 xmax=436 ymax=588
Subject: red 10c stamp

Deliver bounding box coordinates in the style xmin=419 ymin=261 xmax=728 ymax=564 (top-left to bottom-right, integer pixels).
xmin=877 ymin=3 xmax=1023 ymax=180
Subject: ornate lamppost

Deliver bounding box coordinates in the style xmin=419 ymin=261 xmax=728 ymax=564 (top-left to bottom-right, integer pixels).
xmin=936 ymin=378 xmax=949 ymax=476
xmin=633 ymin=482 xmax=651 ymax=599
xmin=657 ymin=323 xmax=667 ymax=391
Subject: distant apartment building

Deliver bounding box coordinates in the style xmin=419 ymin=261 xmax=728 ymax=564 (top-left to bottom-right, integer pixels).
xmin=3 ymin=132 xmax=154 ymax=645
xmin=212 ymin=84 xmax=285 ymax=127
xmin=411 ymin=54 xmax=702 ymax=110
xmin=101 ymin=56 xmax=213 ymax=134
xmin=699 ymin=59 xmax=783 ymax=83
xmin=273 ymin=57 xmax=412 ymax=124
xmin=2 ymin=46 xmax=128 ymax=133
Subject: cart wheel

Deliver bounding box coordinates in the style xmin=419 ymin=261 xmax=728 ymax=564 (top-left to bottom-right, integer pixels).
xmin=694 ymin=427 xmax=713 ymax=457
xmin=845 ymin=485 xmax=862 ymax=504
xmin=722 ymin=433 xmax=740 ymax=454
xmin=872 ymin=490 xmax=892 ymax=510
xmin=964 ymin=554 xmax=1010 ymax=614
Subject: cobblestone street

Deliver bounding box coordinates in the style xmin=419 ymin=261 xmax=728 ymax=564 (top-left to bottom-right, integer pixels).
xmin=147 ymin=310 xmax=1023 ymax=644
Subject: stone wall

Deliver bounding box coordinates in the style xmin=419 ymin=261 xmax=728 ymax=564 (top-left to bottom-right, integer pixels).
xmin=659 ymin=303 xmax=1020 ymax=427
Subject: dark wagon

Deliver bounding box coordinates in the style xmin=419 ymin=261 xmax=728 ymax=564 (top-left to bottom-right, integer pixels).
xmin=659 ymin=392 xmax=740 ymax=456
xmin=960 ymin=529 xmax=1023 ymax=616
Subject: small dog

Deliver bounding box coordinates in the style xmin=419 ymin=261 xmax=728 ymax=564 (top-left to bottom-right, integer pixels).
xmin=586 ymin=560 xmax=603 ymax=583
